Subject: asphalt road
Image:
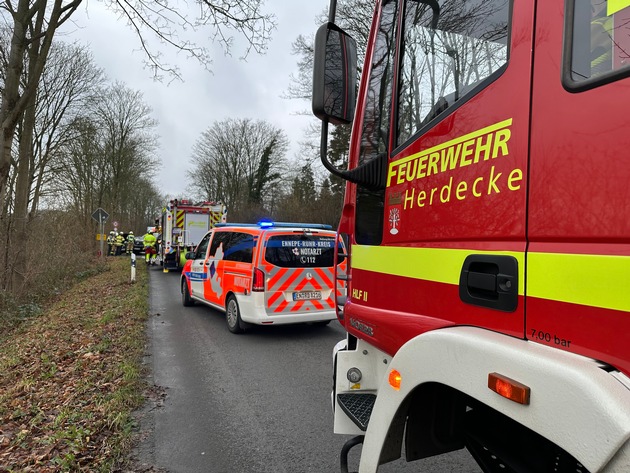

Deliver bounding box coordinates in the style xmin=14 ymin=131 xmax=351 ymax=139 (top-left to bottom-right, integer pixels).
xmin=133 ymin=267 xmax=481 ymax=473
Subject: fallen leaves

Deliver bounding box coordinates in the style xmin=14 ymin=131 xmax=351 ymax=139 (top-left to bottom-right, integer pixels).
xmin=0 ymin=258 xmax=150 ymax=471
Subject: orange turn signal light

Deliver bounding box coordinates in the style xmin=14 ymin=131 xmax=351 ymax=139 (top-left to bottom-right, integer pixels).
xmin=388 ymin=369 xmax=402 ymax=391
xmin=488 ymin=372 xmax=530 ymax=405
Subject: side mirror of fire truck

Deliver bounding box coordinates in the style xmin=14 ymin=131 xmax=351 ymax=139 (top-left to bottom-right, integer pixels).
xmin=312 ymin=22 xmax=357 ymax=125
xmin=312 ymin=22 xmax=386 ymax=190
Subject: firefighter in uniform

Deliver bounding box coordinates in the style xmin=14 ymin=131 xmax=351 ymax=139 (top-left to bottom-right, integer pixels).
xmin=143 ymin=230 xmax=157 ymax=265
xmin=115 ymin=232 xmax=125 ymax=256
xmin=126 ymin=231 xmax=135 ymax=255
xmin=107 ymin=231 xmax=115 ymax=256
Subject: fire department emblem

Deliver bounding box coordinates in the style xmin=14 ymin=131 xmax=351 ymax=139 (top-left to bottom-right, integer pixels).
xmin=389 ymin=208 xmax=400 ymax=235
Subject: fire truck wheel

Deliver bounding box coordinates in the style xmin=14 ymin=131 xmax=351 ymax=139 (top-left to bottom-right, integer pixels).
xmin=226 ymin=295 xmax=245 ymax=334
xmin=181 ymin=280 xmax=194 ymax=307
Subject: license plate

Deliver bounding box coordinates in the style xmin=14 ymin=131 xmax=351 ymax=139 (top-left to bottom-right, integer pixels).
xmin=293 ymin=291 xmax=322 ymax=301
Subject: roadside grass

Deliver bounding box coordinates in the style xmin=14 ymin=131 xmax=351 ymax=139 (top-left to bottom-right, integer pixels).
xmin=0 ymin=257 xmax=149 ymax=472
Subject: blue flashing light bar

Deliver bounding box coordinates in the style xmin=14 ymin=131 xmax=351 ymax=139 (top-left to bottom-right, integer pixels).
xmin=214 ymin=221 xmax=333 ymax=230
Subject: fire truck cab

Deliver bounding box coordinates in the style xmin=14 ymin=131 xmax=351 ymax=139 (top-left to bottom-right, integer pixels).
xmin=312 ymin=0 xmax=630 ymax=472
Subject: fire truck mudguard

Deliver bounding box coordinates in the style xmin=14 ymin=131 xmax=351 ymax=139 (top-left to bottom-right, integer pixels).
xmin=334 ymin=327 xmax=630 ymax=473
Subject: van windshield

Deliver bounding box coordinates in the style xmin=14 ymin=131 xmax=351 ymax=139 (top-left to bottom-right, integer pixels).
xmin=264 ymin=235 xmax=338 ymax=268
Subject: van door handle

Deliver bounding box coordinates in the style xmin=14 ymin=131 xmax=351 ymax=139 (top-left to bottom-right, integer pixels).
xmin=459 ymin=255 xmax=518 ymax=312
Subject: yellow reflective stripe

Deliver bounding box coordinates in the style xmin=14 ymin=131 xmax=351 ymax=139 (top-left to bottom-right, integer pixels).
xmin=352 ymin=246 xmax=629 ymax=312
xmin=528 ymin=253 xmax=630 ymax=312
xmin=352 ymin=245 xmax=525 ymax=295
xmin=608 ymin=0 xmax=630 ymax=16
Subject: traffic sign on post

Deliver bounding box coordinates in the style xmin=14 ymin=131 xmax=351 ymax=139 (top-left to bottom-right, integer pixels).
xmin=91 ymin=208 xmax=110 ymax=223
xmin=92 ymin=208 xmax=110 ymax=258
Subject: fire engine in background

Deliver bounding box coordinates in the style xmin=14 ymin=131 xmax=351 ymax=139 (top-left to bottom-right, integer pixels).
xmin=312 ymin=0 xmax=630 ymax=472
xmin=159 ymin=199 xmax=227 ymax=271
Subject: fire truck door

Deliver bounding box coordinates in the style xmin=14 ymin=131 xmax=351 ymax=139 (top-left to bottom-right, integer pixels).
xmin=202 ymin=232 xmax=230 ymax=306
xmin=358 ymin=0 xmax=535 ymax=340
xmin=188 ymin=232 xmax=212 ymax=298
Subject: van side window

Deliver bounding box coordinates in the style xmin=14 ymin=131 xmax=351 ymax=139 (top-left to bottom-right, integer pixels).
xmin=209 ymin=232 xmax=231 ymax=258
xmin=224 ymin=232 xmax=254 ymax=263
xmin=396 ymin=0 xmax=509 ymax=146
xmin=196 ymin=233 xmax=212 ymax=259
xmin=566 ymin=0 xmax=630 ymax=88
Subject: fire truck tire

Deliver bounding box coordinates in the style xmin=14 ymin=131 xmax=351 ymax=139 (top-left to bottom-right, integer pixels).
xmin=226 ymin=295 xmax=245 ymax=334
xmin=181 ymin=280 xmax=194 ymax=307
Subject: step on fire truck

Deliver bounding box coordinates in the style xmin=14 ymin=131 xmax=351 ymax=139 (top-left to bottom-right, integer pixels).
xmin=312 ymin=0 xmax=630 ymax=472
xmin=159 ymin=199 xmax=227 ymax=271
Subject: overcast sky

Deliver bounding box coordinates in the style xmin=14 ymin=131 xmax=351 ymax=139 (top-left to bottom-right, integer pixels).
xmin=62 ymin=1 xmax=328 ymax=197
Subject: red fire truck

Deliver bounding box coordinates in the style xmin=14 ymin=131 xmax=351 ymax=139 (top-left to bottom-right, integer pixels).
xmin=312 ymin=0 xmax=630 ymax=472
xmin=159 ymin=199 xmax=227 ymax=271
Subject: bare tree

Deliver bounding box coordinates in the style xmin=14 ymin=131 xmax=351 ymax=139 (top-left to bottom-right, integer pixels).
xmin=54 ymin=83 xmax=163 ymax=231
xmin=107 ymin=0 xmax=277 ymax=79
xmin=1 ymin=39 xmax=104 ymax=291
xmin=29 ymin=42 xmax=104 ymax=216
xmin=93 ymin=82 xmax=158 ymax=200
xmin=0 ymin=0 xmax=277 ymax=265
xmin=54 ymin=116 xmax=107 ymax=219
xmin=188 ymin=118 xmax=288 ymax=221
xmin=0 ymin=0 xmax=84 ymax=215
xmin=125 ymin=176 xmax=163 ymax=233
xmin=0 ymin=0 xmax=276 ymax=300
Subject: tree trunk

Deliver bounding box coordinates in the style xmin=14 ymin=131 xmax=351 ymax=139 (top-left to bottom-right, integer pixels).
xmin=10 ymin=94 xmax=37 ymax=292
xmin=0 ymin=5 xmax=28 ymax=214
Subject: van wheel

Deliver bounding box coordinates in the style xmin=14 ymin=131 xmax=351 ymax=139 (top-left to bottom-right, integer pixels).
xmin=182 ymin=280 xmax=194 ymax=307
xmin=226 ymin=295 xmax=244 ymax=334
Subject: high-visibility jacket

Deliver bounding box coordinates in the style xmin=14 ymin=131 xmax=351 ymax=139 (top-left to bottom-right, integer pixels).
xmin=143 ymin=233 xmax=156 ymax=248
